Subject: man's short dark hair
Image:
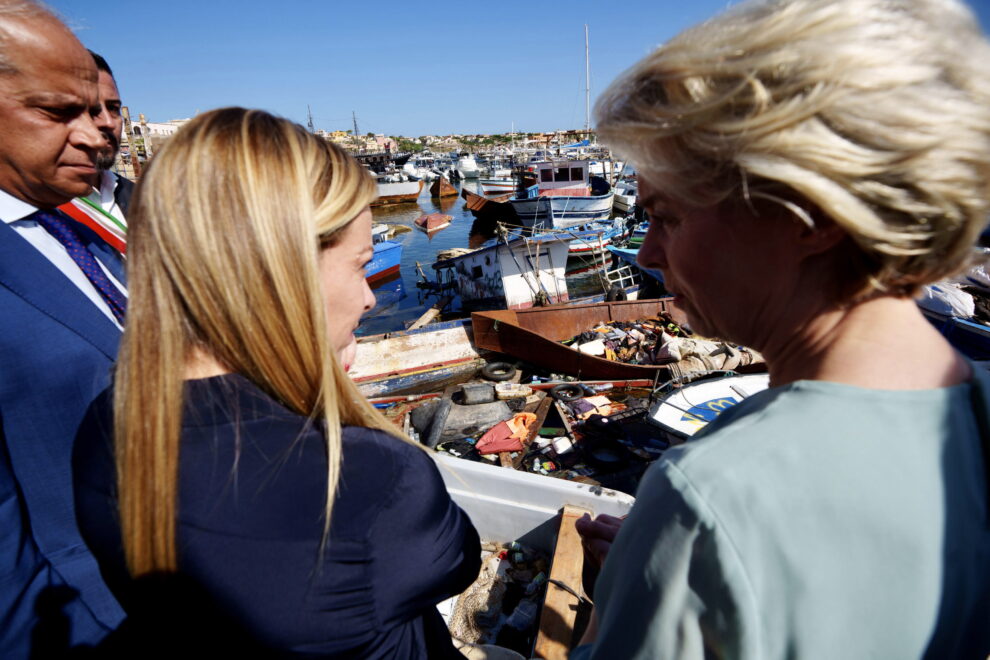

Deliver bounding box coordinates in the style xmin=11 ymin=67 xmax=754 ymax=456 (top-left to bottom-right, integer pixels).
xmin=88 ymin=49 xmax=113 ymax=77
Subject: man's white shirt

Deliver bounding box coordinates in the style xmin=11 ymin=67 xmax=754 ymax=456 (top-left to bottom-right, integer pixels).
xmin=0 ymin=188 xmax=126 ymax=329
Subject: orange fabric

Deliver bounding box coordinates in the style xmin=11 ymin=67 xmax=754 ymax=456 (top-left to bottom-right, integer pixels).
xmin=507 ymin=412 xmax=537 ymax=440
xmin=476 ymin=412 xmax=538 ymax=454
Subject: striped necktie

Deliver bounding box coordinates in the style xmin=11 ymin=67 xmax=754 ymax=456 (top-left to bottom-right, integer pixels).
xmin=31 ymin=209 xmax=127 ymax=324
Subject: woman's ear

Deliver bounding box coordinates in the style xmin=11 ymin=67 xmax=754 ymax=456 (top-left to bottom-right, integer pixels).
xmin=796 ymin=213 xmax=847 ymax=257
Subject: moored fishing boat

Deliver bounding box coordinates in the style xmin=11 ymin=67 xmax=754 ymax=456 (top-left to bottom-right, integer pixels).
xmin=456 ymin=154 xmax=480 ymax=179
xmin=479 ymin=177 xmax=515 ymax=196
xmin=371 ymin=174 xmax=424 ymax=206
xmin=607 ymin=245 xmax=663 ymax=282
xmin=508 ymin=160 xmax=614 ymax=229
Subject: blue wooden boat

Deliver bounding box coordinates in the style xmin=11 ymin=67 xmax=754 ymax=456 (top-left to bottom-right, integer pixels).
xmin=607 ymin=245 xmax=663 ymax=282
xmin=367 ymin=224 xmax=402 ymax=283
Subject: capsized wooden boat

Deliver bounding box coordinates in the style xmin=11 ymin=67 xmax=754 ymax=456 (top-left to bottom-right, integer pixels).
xmin=471 ymin=298 xmax=764 ymax=380
xmin=414 ymin=212 xmax=452 ymax=232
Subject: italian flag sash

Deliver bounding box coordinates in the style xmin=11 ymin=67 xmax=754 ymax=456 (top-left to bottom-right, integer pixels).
xmin=57 ymin=196 xmax=127 ymax=254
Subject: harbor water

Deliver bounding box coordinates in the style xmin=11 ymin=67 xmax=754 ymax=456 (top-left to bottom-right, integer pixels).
xmin=359 ymin=181 xmax=618 ymax=336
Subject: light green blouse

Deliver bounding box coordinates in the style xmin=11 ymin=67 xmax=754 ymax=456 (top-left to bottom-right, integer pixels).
xmin=571 ymin=372 xmax=990 ymax=659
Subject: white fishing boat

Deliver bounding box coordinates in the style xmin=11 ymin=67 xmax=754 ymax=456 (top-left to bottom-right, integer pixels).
xmin=479 ymin=177 xmax=514 ymax=195
xmin=370 ymin=171 xmax=424 ymax=206
xmin=613 ymin=179 xmax=637 ymax=214
xmin=508 ymin=160 xmax=614 ymax=229
xmin=456 ymin=154 xmax=480 ymax=179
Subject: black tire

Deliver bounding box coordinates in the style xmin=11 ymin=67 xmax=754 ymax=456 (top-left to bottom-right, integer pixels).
xmin=605 ymin=284 xmax=628 ymax=302
xmin=550 ymin=383 xmax=584 ymax=402
xmin=481 ymin=361 xmax=516 ymax=382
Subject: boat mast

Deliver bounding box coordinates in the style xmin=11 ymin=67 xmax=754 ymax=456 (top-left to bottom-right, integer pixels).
xmin=584 ymin=24 xmax=590 ymax=139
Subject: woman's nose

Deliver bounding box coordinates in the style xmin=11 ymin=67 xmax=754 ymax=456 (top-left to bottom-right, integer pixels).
xmin=362 ymin=278 xmax=376 ymax=312
xmin=636 ymin=224 xmax=668 ymax=271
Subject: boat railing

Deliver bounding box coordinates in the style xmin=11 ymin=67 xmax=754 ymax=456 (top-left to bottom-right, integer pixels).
xmin=604 ymin=263 xmax=642 ymax=290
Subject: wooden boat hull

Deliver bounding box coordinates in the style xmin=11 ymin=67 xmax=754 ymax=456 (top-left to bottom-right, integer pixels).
xmin=479 ymin=178 xmax=515 ymax=195
xmin=509 ymin=192 xmax=615 ymax=229
xmin=366 ymin=239 xmax=402 ymax=283
xmin=472 ymin=299 xmax=696 ymax=380
xmin=415 ymin=213 xmax=452 ymax=232
xmin=371 ymin=179 xmax=424 ymax=206
xmin=352 ymin=320 xmax=486 ymax=397
xmin=430 ymin=176 xmax=458 ymax=198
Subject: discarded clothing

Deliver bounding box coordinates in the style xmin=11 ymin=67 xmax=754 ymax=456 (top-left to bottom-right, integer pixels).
xmin=476 ymin=413 xmax=538 ymax=454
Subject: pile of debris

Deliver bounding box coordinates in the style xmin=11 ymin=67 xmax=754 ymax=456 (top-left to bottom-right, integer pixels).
xmin=446 ymin=542 xmax=550 ymax=655
xmin=562 ymin=314 xmax=762 ymax=372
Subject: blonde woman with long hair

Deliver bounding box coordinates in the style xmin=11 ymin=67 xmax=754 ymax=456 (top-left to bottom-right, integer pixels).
xmin=73 ymin=107 xmax=480 ymax=658
xmin=572 ymin=0 xmax=990 ymax=658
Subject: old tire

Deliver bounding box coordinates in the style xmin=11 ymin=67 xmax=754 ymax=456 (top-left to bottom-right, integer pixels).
xmin=550 ymin=383 xmax=584 ymax=402
xmin=481 ymin=362 xmax=516 ymax=382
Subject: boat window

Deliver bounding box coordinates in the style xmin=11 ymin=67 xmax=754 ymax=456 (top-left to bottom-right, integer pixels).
xmin=554 ymin=167 xmax=571 ymax=182
xmin=472 ymin=265 xmax=484 ymax=278
xmin=571 ymin=167 xmax=584 ymax=181
xmin=540 ymin=168 xmax=553 ymax=183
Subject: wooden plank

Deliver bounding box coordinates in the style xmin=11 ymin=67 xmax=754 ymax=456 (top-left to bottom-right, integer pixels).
xmin=407 ymin=296 xmax=452 ymax=330
xmin=510 ymin=395 xmax=553 ymax=470
xmin=497 ymin=394 xmax=548 ymax=468
xmin=533 ymin=505 xmax=591 ymax=660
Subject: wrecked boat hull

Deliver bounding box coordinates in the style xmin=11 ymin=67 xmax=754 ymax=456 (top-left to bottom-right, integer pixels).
xmin=472 ymin=299 xmax=698 ymax=380
xmin=352 ymin=320 xmax=486 ymax=397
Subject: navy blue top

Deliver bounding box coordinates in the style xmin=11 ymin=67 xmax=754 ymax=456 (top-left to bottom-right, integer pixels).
xmin=74 ymin=374 xmax=480 ymax=658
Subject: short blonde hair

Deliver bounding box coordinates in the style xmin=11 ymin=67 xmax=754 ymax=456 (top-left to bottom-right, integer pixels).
xmin=116 ymin=108 xmax=394 ymax=575
xmin=596 ymin=0 xmax=990 ymax=296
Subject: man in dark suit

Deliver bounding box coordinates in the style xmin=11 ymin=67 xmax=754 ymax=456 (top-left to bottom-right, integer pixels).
xmin=90 ymin=50 xmax=134 ymax=216
xmin=59 ymin=51 xmax=133 ymax=252
xmin=0 ymin=1 xmax=126 ymax=656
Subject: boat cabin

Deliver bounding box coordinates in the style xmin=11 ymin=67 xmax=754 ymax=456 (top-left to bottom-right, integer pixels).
xmin=521 ymin=160 xmax=590 ymax=198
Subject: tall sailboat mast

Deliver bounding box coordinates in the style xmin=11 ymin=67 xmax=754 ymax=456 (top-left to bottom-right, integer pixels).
xmin=585 ymin=24 xmax=591 ymax=137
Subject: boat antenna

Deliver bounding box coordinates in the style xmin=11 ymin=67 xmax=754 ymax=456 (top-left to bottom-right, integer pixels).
xmin=584 ymin=24 xmax=591 ymax=139
xmin=307 ymin=105 xmax=315 ymax=133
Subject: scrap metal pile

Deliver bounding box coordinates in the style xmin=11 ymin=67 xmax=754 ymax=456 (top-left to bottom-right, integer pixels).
xmin=562 ymin=313 xmax=762 ymax=371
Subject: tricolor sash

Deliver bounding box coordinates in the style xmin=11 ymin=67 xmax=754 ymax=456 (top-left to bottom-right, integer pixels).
xmin=57 ymin=196 xmax=127 ymax=255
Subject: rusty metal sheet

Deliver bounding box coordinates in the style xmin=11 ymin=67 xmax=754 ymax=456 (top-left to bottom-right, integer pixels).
xmin=471 ymin=299 xmax=691 ymax=380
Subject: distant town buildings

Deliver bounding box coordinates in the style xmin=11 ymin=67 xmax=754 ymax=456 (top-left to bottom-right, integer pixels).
xmin=109 ymin=108 xmax=598 ymax=178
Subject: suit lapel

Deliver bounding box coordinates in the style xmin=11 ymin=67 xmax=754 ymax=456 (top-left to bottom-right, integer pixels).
xmin=0 ymin=221 xmax=121 ymax=359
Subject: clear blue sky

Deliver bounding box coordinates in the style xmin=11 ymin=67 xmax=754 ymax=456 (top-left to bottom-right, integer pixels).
xmin=48 ymin=0 xmax=990 ymax=137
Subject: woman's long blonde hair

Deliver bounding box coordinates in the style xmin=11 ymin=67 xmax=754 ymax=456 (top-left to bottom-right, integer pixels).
xmin=115 ymin=107 xmax=401 ymax=575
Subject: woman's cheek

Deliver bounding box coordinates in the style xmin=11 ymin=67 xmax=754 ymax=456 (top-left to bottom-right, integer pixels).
xmin=338 ymin=337 xmax=358 ymax=373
